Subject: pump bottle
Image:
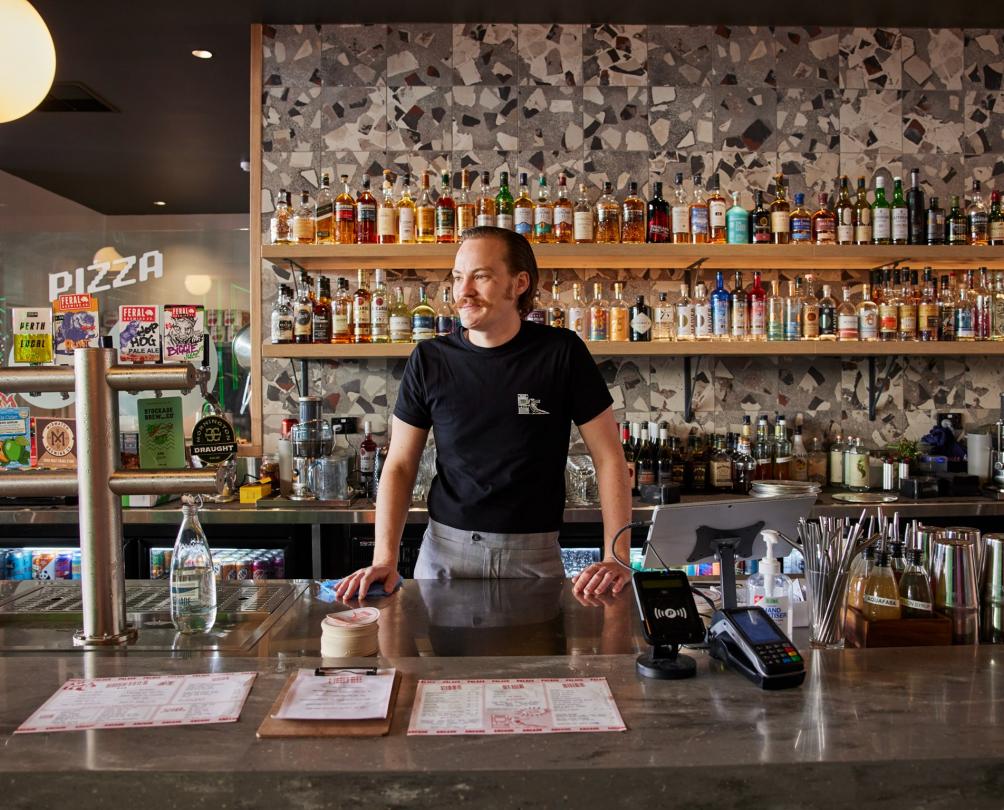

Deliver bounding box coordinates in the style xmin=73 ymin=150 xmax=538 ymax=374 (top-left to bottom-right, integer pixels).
xmin=745 ymin=530 xmax=793 ymax=636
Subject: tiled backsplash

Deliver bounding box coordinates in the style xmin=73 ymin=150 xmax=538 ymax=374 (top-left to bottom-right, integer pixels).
xmin=260 ymin=23 xmax=1004 ymax=450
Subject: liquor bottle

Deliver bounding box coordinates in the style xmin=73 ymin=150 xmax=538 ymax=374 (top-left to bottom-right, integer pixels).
xmin=862 ymin=552 xmax=903 ymax=621
xmin=676 ymin=282 xmax=695 ymax=341
xmin=891 ymin=176 xmax=909 ymax=245
xmin=835 ymin=175 xmax=855 ymax=245
xmin=770 ymin=174 xmax=791 ymax=244
xmin=878 ymin=269 xmax=899 ymax=342
xmin=270 ymin=189 xmax=293 ymax=245
xmin=926 ymin=196 xmax=946 ymax=245
xmin=621 ymin=422 xmax=638 ymax=494
xmin=730 ymin=271 xmax=748 ymax=341
xmin=552 ymin=173 xmax=574 ymax=243
xmin=315 ymin=173 xmax=334 ymax=245
xmin=854 ymin=176 xmax=873 ymax=244
xmin=843 ymin=437 xmax=870 ymax=492
xmin=358 ymin=420 xmax=377 ymax=496
xmin=656 ymin=427 xmax=674 ymax=487
xmin=772 ymin=415 xmax=792 ymax=479
xmin=707 ymin=175 xmax=728 ymax=244
xmin=435 ymin=287 xmax=455 ymax=337
xmin=476 ymin=170 xmax=496 ymax=228
xmin=828 ymin=433 xmax=845 ymax=487
xmin=898 ymin=548 xmax=934 ymax=618
xmin=334 ymin=175 xmax=355 ymax=244
xmin=687 ymin=430 xmax=709 ymax=492
xmin=857 ymin=282 xmax=879 ymax=341
xmin=646 ymin=181 xmax=670 ymax=243
xmin=411 ymin=284 xmax=435 ymax=341
xmin=637 ymin=427 xmax=657 ymax=488
xmin=595 ymin=181 xmax=621 ymax=243
xmin=351 ymin=269 xmax=371 ymax=344
xmin=801 ymin=277 xmax=820 ymax=340
xmin=311 ymin=276 xmax=333 ymax=344
xmin=455 ymin=169 xmax=476 ymax=235
xmin=495 ymin=170 xmax=515 ymax=231
xmin=397 ymin=173 xmax=416 ymax=244
xmin=918 ymin=268 xmax=938 ymax=342
xmin=837 ymin=285 xmax=859 ymax=341
xmin=370 ymin=269 xmax=389 ymax=343
xmin=270 ymin=284 xmax=294 ymax=344
xmin=732 ymin=436 xmax=756 ymax=495
xmin=388 ymin=286 xmax=411 ymax=343
xmin=588 ymin=282 xmax=609 ymax=342
xmin=513 ymin=172 xmax=534 ymax=238
xmin=955 ymin=270 xmax=977 ymax=341
xmin=818 ymin=284 xmax=837 ymax=340
xmin=669 ymin=435 xmax=687 ymax=487
xmin=331 ymin=277 xmax=352 ymax=344
xmin=709 ymin=435 xmax=734 ymax=491
xmin=749 ymin=270 xmax=767 ymax=341
xmin=871 ymin=176 xmax=891 ymax=245
xmin=415 ymin=172 xmax=436 ymax=243
xmin=726 ymin=191 xmax=750 ymax=244
xmin=533 ymin=175 xmax=555 ymax=243
xmin=169 ymin=497 xmax=217 ymax=633
xmin=968 ymin=180 xmax=990 ymax=246
xmin=790 ymin=192 xmax=812 ymax=244
xmin=567 ymin=282 xmax=589 ymax=340
xmin=791 ymin=426 xmax=809 ymax=482
xmin=546 ymin=277 xmax=566 ymax=329
xmin=993 ymin=271 xmax=1004 ymax=341
xmin=811 ymin=192 xmax=837 ymax=244
xmin=355 ymin=176 xmax=377 ymax=244
xmin=377 ymin=170 xmax=398 ymax=244
xmin=753 ymin=415 xmax=772 ymax=480
xmin=293 ymin=272 xmax=313 ymax=344
xmin=710 ymin=270 xmax=730 ymax=340
xmin=990 ymin=190 xmax=1004 ymax=246
xmin=898 ymin=270 xmax=918 ymax=341
xmin=293 ymin=190 xmax=315 ymax=244
xmin=767 ymin=280 xmax=785 ymax=342
xmin=621 ymin=180 xmax=646 ymax=244
xmin=609 ymin=282 xmax=629 ymax=341
xmin=689 ymin=173 xmax=710 ymax=244
xmin=434 ymin=171 xmax=456 ymax=244
xmin=784 ymin=278 xmax=802 ymax=341
xmin=752 ymin=190 xmax=771 ymax=244
xmin=629 ymin=295 xmax=652 ymax=342
xmin=671 ymin=172 xmax=690 ymax=244
xmin=693 ymin=281 xmax=712 ymax=340
xmin=525 ymin=289 xmax=547 ymax=325
xmin=906 ymin=168 xmax=925 ymax=245
xmin=947 ymin=195 xmax=968 ymax=245
xmin=939 ymin=273 xmax=957 ymax=341
xmin=652 ymin=291 xmax=674 ymax=341
xmin=573 ymin=183 xmax=595 ymax=243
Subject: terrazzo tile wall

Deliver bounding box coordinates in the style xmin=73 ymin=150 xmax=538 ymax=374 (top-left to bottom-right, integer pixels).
xmin=259 ymin=23 xmax=1004 ymax=450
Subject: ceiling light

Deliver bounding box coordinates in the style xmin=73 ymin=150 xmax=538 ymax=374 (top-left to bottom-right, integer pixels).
xmin=0 ymin=0 xmax=57 ymax=124
xmin=153 ymin=200 xmax=166 ymax=206
xmin=191 ymin=49 xmax=213 ymax=59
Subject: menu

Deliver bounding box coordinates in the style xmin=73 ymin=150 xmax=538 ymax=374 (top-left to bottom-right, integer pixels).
xmin=273 ymin=668 xmax=396 ymax=721
xmin=407 ymin=678 xmax=626 ymax=736
xmin=15 ymin=672 xmax=257 ymax=734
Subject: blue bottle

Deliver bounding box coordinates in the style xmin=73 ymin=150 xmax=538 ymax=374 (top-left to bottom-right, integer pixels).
xmin=726 ymin=191 xmax=750 ymax=244
xmin=710 ymin=271 xmax=731 ymax=340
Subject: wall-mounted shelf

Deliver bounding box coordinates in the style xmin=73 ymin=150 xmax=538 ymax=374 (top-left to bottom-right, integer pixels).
xmin=262 ymin=243 xmax=1004 ymax=271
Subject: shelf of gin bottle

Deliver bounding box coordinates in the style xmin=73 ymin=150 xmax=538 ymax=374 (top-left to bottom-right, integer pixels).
xmin=261 ymin=243 xmax=1004 ymax=271
xmin=262 ymin=339 xmax=1004 ymax=361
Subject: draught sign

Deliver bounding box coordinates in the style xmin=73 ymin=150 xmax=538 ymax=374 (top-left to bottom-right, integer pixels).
xmin=191 ymin=414 xmax=237 ymax=464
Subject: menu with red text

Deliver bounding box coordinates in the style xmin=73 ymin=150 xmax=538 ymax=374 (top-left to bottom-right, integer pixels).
xmin=407 ymin=678 xmax=625 ymax=735
xmin=15 ymin=672 xmax=257 ymax=734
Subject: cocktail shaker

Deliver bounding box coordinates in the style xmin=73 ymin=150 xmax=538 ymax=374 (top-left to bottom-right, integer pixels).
xmin=931 ymin=529 xmax=980 ymax=645
xmin=980 ymin=534 xmax=1004 ymax=644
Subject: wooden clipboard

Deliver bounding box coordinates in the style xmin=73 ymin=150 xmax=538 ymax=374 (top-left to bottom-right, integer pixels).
xmin=256 ymin=670 xmax=402 ymax=738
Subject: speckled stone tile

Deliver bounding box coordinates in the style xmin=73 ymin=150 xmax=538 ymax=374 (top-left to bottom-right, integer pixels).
xmin=649 ymin=87 xmax=714 ymax=152
xmin=713 ymin=150 xmax=775 ymax=199
xmin=262 ymin=85 xmax=323 ymax=153
xmin=777 ymin=356 xmax=842 ymax=416
xmin=317 ymin=151 xmax=387 ymax=197
xmin=387 ymin=86 xmax=451 ymax=151
xmin=648 ymin=26 xmax=713 ymax=87
xmin=453 ymin=151 xmax=514 ymax=193
xmin=713 ymin=85 xmax=778 ymax=152
xmin=453 ymin=85 xmax=518 ymax=151
xmin=712 ymin=26 xmax=777 ymax=87
xmin=650 ymin=151 xmax=714 ymax=194
xmin=964 ymin=153 xmax=1004 ymax=193
xmin=839 ymin=409 xmax=908 ymax=449
xmin=386 ymin=24 xmax=452 ymax=86
xmin=838 ymin=151 xmax=903 ymax=192
xmin=583 ymin=86 xmax=651 ymax=151
xmin=840 ymin=28 xmax=902 ymax=89
xmin=594 ymin=357 xmax=650 ymax=414
xmin=263 ymin=24 xmax=322 ymax=88
xmin=840 ymin=355 xmax=904 ymax=416
xmin=911 ymin=156 xmax=963 ymax=204
xmin=777 ymin=151 xmax=840 ymax=199
xmin=774 ymin=27 xmax=840 ymax=88
xmin=385 ymin=152 xmax=451 ymax=191
xmin=902 ymin=90 xmax=964 ymax=155
xmin=261 ymin=149 xmax=320 ymax=221
xmin=902 ymin=356 xmax=966 ymax=410
xmin=964 ymin=356 xmax=1004 ymax=408
xmin=963 ymin=91 xmax=1004 ymax=156
xmin=517 ymin=151 xmax=584 ymax=192
xmin=901 ymin=29 xmax=963 ymax=91
xmin=319 ymin=86 xmax=386 ymax=152
xmin=583 ymin=151 xmax=652 ymax=199
xmin=713 ymin=356 xmax=779 ymax=414
xmin=453 ymin=24 xmax=517 ymax=86
xmin=519 ymin=86 xmax=583 ymax=151
xmin=583 ymin=24 xmax=648 ymax=86
xmin=651 ymin=356 xmax=712 ymax=415
xmin=320 ymin=24 xmax=387 ymax=87
xmin=517 ymin=24 xmax=582 ymax=86
xmin=963 ymin=30 xmax=1004 ymax=90
xmin=839 ymin=89 xmax=903 ymax=151
xmin=776 ymin=88 xmax=840 ymax=152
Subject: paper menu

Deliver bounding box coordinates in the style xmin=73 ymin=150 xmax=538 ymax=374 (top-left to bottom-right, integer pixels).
xmin=272 ymin=668 xmax=396 ymax=721
xmin=407 ymin=678 xmax=626 ymax=736
xmin=15 ymin=671 xmax=257 ymax=734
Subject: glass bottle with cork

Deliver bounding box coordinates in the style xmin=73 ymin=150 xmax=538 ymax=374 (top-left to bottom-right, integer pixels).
xmin=671 ymin=172 xmax=690 ymax=244
xmin=918 ymin=268 xmax=939 ymax=341
xmin=789 ymin=192 xmax=812 ymax=244
xmin=352 ymin=269 xmax=371 ymax=344
xmin=646 ymin=181 xmax=670 ymax=243
xmin=947 ymin=195 xmax=969 ymax=245
xmin=871 ymin=176 xmax=892 ymax=245
xmin=608 ymin=282 xmax=629 ymax=342
xmin=355 ymin=176 xmax=377 ymax=244
xmin=370 ymin=269 xmax=389 ymax=344
xmin=552 ymin=173 xmax=574 ymax=243
xmin=270 ymin=284 xmax=294 ymax=345
xmin=752 ymin=190 xmax=771 ymax=244
xmin=707 ymin=175 xmax=728 ymax=244
xmin=818 ymin=284 xmax=837 ymax=341
xmin=835 ymin=175 xmax=855 ymax=245
xmin=455 ymin=169 xmax=476 ymax=235
xmin=710 ymin=270 xmax=730 ymax=340
xmin=293 ymin=190 xmax=315 ymax=244
xmin=377 ymin=170 xmax=398 ymax=244
xmin=435 ymin=288 xmax=455 ymax=337
xmin=652 ymin=291 xmax=673 ymax=341
xmin=435 ymin=171 xmax=456 ymax=244
xmin=688 ymin=174 xmax=710 ymax=244
xmin=411 ymin=283 xmax=435 ymax=341
xmin=331 ymin=277 xmax=352 ymax=344
xmin=588 ymin=282 xmax=609 ymax=342
xmin=270 ymin=189 xmax=293 ymax=245
xmin=547 ymin=276 xmax=566 ymax=329
xmin=837 ymin=285 xmax=859 ymax=341
xmin=925 ymin=196 xmax=946 ymax=244
xmin=675 ymin=282 xmax=695 ymax=341
xmin=475 ymin=170 xmax=495 ymax=228
xmin=812 ymin=192 xmax=837 ymax=244
xmin=906 ymin=168 xmax=925 ymax=245
xmin=731 ymin=436 xmax=756 ymax=495
xmin=513 ymin=172 xmax=534 ymax=238
xmin=769 ymin=174 xmax=791 ymax=244
xmin=968 ymin=179 xmax=989 ymax=246
xmin=854 ymin=176 xmax=872 ymax=245
xmin=693 ymin=281 xmax=712 ymax=341
xmin=494 ymin=170 xmax=515 ymax=230
xmin=730 ymin=270 xmax=748 ymax=341
xmin=334 ymin=176 xmax=355 ymax=244
xmin=567 ymin=283 xmax=589 ymax=340
xmin=595 ymin=181 xmax=621 ymax=244
xmin=311 ymin=276 xmax=332 ymax=344
xmin=415 ymin=172 xmax=436 ymax=243
xmin=989 ymin=190 xmax=1004 ymax=246
xmin=533 ymin=175 xmax=554 ymax=243
xmin=388 ymin=286 xmax=412 ymax=344
xmin=573 ymin=183 xmax=595 ymax=243
xmin=293 ymin=272 xmax=313 ymax=345
xmin=396 ymin=172 xmax=416 ymax=244
xmin=314 ymin=173 xmax=334 ymax=245
xmin=891 ymin=175 xmax=909 ymax=244
xmin=621 ymin=180 xmax=646 ymax=244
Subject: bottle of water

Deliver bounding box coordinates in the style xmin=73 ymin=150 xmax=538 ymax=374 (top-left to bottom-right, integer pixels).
xmin=169 ymin=496 xmax=217 ymax=633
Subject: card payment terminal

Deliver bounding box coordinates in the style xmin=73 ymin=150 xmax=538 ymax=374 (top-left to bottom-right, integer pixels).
xmin=632 ymin=569 xmax=706 ymax=680
xmin=707 ymin=607 xmax=806 ymax=690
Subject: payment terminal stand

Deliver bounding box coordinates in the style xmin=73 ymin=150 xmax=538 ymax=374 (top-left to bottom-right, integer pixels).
xmin=632 ymin=569 xmax=707 ymax=679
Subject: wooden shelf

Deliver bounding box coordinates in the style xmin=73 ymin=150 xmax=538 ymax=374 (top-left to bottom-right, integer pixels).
xmin=261 ymin=243 xmax=1004 ymax=271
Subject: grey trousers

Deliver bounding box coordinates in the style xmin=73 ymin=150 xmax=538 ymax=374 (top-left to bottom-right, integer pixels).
xmin=414 ymin=519 xmax=564 ymax=579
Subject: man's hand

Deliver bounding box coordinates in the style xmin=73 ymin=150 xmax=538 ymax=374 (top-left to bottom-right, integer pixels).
xmin=333 ymin=564 xmax=401 ymax=601
xmin=571 ymin=559 xmax=631 ymax=597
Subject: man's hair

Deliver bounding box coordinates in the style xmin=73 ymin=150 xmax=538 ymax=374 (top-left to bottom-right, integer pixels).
xmin=459 ymin=226 xmax=538 ymax=317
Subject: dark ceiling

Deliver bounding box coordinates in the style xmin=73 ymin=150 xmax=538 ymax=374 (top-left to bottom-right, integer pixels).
xmin=1 ymin=1 xmax=1001 ymax=216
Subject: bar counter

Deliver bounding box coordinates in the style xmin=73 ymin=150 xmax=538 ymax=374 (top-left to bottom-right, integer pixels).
xmin=2 ymin=580 xmax=1004 ymax=808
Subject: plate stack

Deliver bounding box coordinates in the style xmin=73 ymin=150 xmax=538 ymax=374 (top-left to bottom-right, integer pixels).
xmin=750 ymin=480 xmax=821 ymax=498
xmin=320 ymin=607 xmax=380 ymax=658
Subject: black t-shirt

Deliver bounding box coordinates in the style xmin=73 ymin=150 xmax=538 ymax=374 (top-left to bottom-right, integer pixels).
xmin=393 ymin=321 xmax=613 ymax=533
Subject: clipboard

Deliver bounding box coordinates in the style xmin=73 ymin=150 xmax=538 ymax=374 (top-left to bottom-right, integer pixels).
xmin=256 ymin=670 xmax=402 ymax=738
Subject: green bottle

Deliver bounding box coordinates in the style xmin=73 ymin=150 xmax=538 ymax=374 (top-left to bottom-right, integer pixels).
xmin=872 ymin=176 xmax=892 ymax=245
xmin=726 ymin=191 xmax=750 ymax=244
xmin=495 ymin=171 xmax=515 ymax=231
xmin=891 ymin=176 xmax=909 ymax=245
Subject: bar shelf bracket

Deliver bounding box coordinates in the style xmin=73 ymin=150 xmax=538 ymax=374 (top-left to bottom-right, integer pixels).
xmin=866 ymin=355 xmax=898 ymax=421
xmin=682 ymin=355 xmax=705 ymax=424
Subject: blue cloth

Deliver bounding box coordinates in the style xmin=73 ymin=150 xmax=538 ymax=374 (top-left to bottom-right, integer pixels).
xmin=317 ymin=578 xmax=402 ymax=602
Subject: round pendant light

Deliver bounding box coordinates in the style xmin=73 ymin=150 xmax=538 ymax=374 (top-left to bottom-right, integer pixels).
xmin=0 ymin=0 xmax=56 ymax=124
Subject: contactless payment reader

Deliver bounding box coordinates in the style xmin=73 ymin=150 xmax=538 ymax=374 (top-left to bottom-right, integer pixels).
xmin=708 ymin=607 xmax=805 ymax=690
xmin=632 ymin=569 xmax=706 ymax=680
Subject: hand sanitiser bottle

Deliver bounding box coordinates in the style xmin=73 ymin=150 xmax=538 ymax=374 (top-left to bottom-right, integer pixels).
xmin=170 ymin=496 xmax=217 ymax=633
xmin=746 ymin=530 xmax=793 ymax=636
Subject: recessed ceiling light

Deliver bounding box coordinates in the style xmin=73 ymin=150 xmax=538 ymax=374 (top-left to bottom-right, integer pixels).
xmin=191 ymin=49 xmax=213 ymax=59
xmin=153 ymin=200 xmax=167 ymax=206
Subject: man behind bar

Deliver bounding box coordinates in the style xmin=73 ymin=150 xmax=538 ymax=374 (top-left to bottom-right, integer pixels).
xmin=335 ymin=226 xmax=632 ymax=599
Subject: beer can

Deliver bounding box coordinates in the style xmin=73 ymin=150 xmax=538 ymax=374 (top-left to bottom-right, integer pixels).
xmin=71 ymin=551 xmax=81 ymax=580
xmin=271 ymin=550 xmax=285 ymax=580
xmin=219 ymin=557 xmax=237 ymax=582
xmin=11 ymin=549 xmax=32 ymax=580
xmin=237 ymin=555 xmax=253 ymax=581
xmin=150 ymin=549 xmax=164 ymax=579
xmin=55 ymin=552 xmax=73 ymax=580
xmin=252 ymin=555 xmax=270 ymax=581
xmin=33 ymin=551 xmax=57 ymax=580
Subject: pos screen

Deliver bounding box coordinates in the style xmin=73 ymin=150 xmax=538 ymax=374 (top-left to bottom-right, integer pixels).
xmin=731 ymin=608 xmax=784 ymax=644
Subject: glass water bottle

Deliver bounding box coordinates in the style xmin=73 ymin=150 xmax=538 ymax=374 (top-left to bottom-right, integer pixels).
xmin=169 ymin=497 xmax=217 ymax=633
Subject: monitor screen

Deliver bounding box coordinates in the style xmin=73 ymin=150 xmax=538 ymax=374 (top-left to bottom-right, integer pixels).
xmin=732 ymin=608 xmax=784 ymax=644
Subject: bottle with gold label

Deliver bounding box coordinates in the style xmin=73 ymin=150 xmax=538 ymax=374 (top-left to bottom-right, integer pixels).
xmin=377 ymin=170 xmax=398 ymax=244
xmin=552 ymin=173 xmax=574 ymax=243
xmin=621 ymin=181 xmax=646 ymax=244
xmin=476 ymin=170 xmax=495 ymax=227
xmin=331 ymin=277 xmax=352 ymax=344
xmin=334 ymin=175 xmax=355 ymax=245
xmin=588 ymin=282 xmax=609 ymax=342
xmin=609 ymin=282 xmax=629 ymax=341
xmin=397 ymin=172 xmax=416 ymax=244
xmin=689 ymin=174 xmax=709 ymax=245
xmin=314 ymin=173 xmax=334 ymax=245
xmin=415 ymin=172 xmax=435 ymax=243
xmin=456 ymin=169 xmax=476 ymax=235
xmin=514 ymin=172 xmax=534 ymax=239
xmin=595 ymin=182 xmax=621 ymax=244
xmin=293 ymin=190 xmax=315 ymax=245
xmin=355 ymin=177 xmax=377 ymax=244
xmin=351 ymin=269 xmax=371 ymax=344
xmin=918 ymin=268 xmax=938 ymax=341
xmin=388 ymin=286 xmax=412 ymax=344
xmin=707 ymin=176 xmax=728 ymax=244
xmin=370 ymin=269 xmax=389 ymax=344
xmin=435 ymin=171 xmax=456 ymax=243
xmin=532 ymin=175 xmax=554 ymax=243
xmin=835 ymin=175 xmax=855 ymax=244
xmin=769 ymin=174 xmax=790 ymax=245
xmin=573 ymin=183 xmax=594 ymax=243
xmin=270 ymin=189 xmax=293 ymax=245
xmin=546 ymin=276 xmax=566 ymax=329
xmin=878 ymin=270 xmax=900 ymax=342
xmin=854 ymin=176 xmax=872 ymax=245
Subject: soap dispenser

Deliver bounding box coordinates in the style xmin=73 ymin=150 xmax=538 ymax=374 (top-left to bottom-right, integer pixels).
xmin=746 ymin=530 xmax=793 ymax=636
